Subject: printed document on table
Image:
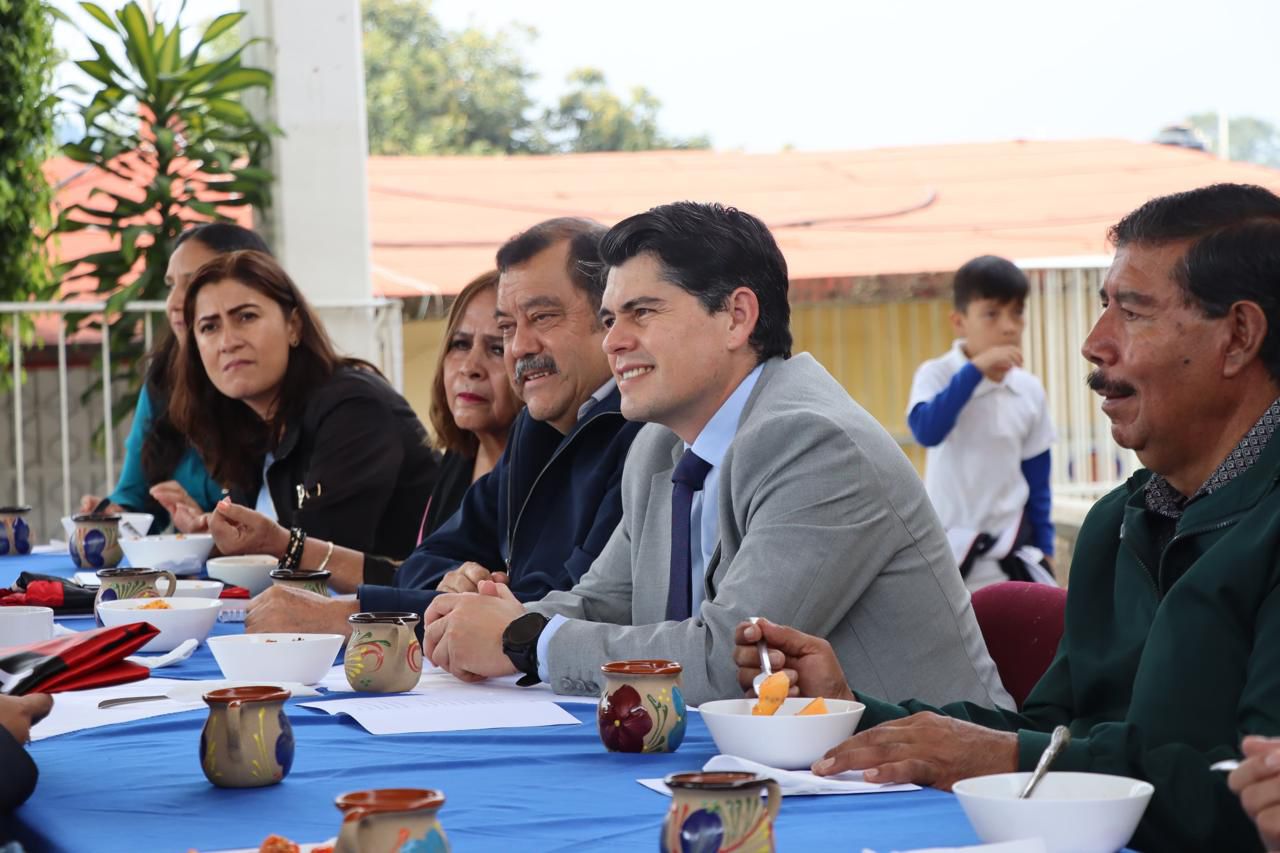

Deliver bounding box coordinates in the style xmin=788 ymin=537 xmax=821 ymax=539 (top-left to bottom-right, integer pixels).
xmin=317 ymin=664 xmax=600 ymax=704
xmin=298 ymin=692 xmax=581 ymax=735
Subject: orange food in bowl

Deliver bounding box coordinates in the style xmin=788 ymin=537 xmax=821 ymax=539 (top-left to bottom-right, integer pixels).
xmin=751 ymin=672 xmax=790 ymax=716
xmin=796 ymin=696 xmax=828 ymax=716
xmin=136 ymin=599 xmax=172 ymax=610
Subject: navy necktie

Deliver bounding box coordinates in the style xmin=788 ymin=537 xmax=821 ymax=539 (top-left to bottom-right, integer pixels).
xmin=667 ymin=449 xmax=713 ymax=622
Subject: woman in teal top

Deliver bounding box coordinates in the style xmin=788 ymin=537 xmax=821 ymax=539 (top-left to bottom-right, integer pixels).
xmin=79 ymin=223 xmax=271 ymax=531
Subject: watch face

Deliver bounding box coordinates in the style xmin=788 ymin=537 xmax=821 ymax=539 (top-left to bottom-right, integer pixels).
xmin=506 ymin=613 xmax=545 ymax=646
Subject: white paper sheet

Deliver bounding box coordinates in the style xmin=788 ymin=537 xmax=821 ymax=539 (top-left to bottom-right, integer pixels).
xmin=638 ymin=753 xmax=920 ymax=796
xmin=30 ymin=679 xmax=321 ymax=740
xmin=317 ymin=664 xmax=601 ymax=705
xmin=298 ymin=691 xmax=580 ymax=735
xmin=861 ymin=841 xmax=1049 ymax=853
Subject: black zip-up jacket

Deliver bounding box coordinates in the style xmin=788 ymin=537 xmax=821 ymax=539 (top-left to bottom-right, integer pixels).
xmin=358 ymin=386 xmax=642 ymax=614
xmin=230 ymin=367 xmax=438 ymax=561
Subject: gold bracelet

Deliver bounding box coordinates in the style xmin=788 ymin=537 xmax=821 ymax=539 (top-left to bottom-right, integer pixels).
xmin=315 ymin=539 xmax=335 ymax=573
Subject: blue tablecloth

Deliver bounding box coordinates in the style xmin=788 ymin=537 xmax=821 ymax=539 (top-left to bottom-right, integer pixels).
xmin=1 ymin=553 xmax=988 ymax=853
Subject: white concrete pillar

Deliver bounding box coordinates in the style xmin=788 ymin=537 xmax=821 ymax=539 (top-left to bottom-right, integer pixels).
xmin=238 ymin=0 xmax=380 ymax=366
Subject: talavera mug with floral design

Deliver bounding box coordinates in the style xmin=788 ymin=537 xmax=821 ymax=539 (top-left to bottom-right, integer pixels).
xmin=660 ymin=771 xmax=781 ymax=853
xmin=0 ymin=505 xmax=33 ymax=557
xmin=345 ymin=612 xmax=423 ymax=693
xmin=334 ymin=788 xmax=449 ymax=853
xmin=200 ymin=686 xmax=294 ymax=788
xmin=70 ymin=512 xmax=123 ymax=569
xmin=597 ymin=659 xmax=687 ymax=754
xmin=94 ymin=567 xmax=177 ymax=626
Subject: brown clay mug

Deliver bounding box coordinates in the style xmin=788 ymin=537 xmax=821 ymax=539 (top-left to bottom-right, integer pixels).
xmin=94 ymin=567 xmax=177 ymax=627
xmin=334 ymin=788 xmax=449 ymax=853
xmin=70 ymin=512 xmax=123 ymax=569
xmin=0 ymin=505 xmax=33 ymax=556
xmin=200 ymin=685 xmax=294 ymax=788
xmin=598 ymin=659 xmax=687 ymax=753
xmin=660 ymin=772 xmax=782 ymax=853
xmin=270 ymin=568 xmax=331 ymax=596
xmin=344 ymin=612 xmax=423 ymax=693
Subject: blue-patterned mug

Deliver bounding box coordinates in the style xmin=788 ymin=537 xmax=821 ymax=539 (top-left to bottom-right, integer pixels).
xmin=70 ymin=512 xmax=123 ymax=569
xmin=660 ymin=772 xmax=782 ymax=853
xmin=0 ymin=505 xmax=33 ymax=557
xmin=200 ymin=686 xmax=294 ymax=788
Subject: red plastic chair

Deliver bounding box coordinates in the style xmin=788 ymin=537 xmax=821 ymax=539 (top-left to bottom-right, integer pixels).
xmin=970 ymin=581 xmax=1067 ymax=710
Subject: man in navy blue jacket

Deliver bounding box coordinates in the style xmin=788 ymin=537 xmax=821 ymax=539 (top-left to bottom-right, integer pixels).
xmin=237 ymin=217 xmax=642 ymax=636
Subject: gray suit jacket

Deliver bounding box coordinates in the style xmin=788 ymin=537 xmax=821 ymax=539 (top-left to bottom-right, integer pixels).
xmin=529 ymin=354 xmax=1012 ymax=708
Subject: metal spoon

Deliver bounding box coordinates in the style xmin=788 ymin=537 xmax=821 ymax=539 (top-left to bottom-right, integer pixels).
xmin=118 ymin=517 xmax=145 ymax=539
xmin=97 ymin=694 xmax=172 ymax=709
xmin=749 ymin=616 xmax=774 ymax=694
xmin=1019 ymin=725 xmax=1071 ymax=799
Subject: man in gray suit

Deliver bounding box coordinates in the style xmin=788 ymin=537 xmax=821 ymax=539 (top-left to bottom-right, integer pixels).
xmin=424 ymin=201 xmax=1010 ymax=708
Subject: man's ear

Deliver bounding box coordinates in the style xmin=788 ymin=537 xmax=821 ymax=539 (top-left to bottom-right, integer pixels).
xmin=725 ymin=286 xmax=760 ymax=352
xmin=1222 ymin=300 xmax=1268 ymax=379
xmin=950 ymin=309 xmax=966 ymax=338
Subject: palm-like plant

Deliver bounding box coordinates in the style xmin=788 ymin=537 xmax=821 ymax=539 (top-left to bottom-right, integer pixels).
xmin=56 ymin=0 xmax=275 ymax=371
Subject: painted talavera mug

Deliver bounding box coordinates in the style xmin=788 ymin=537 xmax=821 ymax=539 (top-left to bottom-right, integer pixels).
xmin=0 ymin=505 xmax=33 ymax=556
xmin=200 ymin=686 xmax=294 ymax=788
xmin=345 ymin=612 xmax=423 ymax=693
xmin=94 ymin=567 xmax=177 ymax=626
xmin=334 ymin=788 xmax=449 ymax=853
xmin=660 ymin=772 xmax=782 ymax=853
xmin=597 ymin=659 xmax=687 ymax=754
xmin=270 ymin=568 xmax=331 ymax=596
xmin=70 ymin=512 xmax=123 ymax=569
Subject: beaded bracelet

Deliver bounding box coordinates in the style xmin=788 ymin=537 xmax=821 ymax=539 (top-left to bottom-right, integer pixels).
xmin=278 ymin=527 xmax=307 ymax=572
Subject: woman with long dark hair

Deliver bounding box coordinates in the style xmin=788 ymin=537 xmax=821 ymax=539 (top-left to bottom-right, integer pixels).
xmin=79 ymin=223 xmax=270 ymax=531
xmin=168 ymin=250 xmax=438 ymax=559
xmin=204 ymin=269 xmax=523 ymax=595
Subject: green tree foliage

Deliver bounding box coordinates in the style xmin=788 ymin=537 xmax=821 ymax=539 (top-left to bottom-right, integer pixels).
xmin=363 ymin=0 xmax=543 ymax=154
xmin=55 ymin=0 xmax=275 ymax=407
xmin=361 ymin=0 xmax=708 ymax=155
xmin=1187 ymin=112 xmax=1280 ymax=168
xmin=0 ymin=0 xmax=58 ymax=305
xmin=543 ymin=68 xmax=710 ymax=153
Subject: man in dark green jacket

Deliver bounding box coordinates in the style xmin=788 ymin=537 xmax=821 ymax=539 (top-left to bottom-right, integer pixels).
xmin=733 ymin=183 xmax=1280 ymax=852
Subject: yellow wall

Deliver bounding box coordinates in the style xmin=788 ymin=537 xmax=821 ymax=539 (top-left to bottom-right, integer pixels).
xmin=402 ymin=316 xmax=449 ymax=433
xmin=791 ymin=298 xmax=955 ymax=472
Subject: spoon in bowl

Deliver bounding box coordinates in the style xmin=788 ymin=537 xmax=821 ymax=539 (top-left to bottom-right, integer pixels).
xmin=749 ymin=616 xmax=781 ymax=695
xmin=1019 ymin=725 xmax=1071 ymax=799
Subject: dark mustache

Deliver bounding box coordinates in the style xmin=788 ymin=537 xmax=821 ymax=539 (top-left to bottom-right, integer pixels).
xmin=1086 ymin=370 xmax=1136 ymax=397
xmin=514 ymin=355 xmax=558 ymax=384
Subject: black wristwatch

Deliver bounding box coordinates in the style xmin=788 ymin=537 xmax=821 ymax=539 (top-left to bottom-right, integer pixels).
xmin=502 ymin=612 xmax=549 ymax=687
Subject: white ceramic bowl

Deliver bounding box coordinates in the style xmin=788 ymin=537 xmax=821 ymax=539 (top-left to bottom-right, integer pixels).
xmin=953 ymin=771 xmax=1154 ymax=853
xmin=61 ymin=513 xmax=155 ymax=540
xmin=698 ymin=697 xmax=864 ymax=770
xmin=118 ymin=533 xmax=214 ymax=576
xmin=206 ymin=555 xmax=278 ymax=596
xmin=174 ymin=579 xmax=224 ymax=599
xmin=207 ymin=633 xmax=346 ymax=685
xmin=96 ymin=597 xmax=222 ymax=652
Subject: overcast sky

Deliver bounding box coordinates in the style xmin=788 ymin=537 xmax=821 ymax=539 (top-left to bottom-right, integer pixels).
xmin=432 ymin=0 xmax=1280 ymax=152
xmin=55 ymin=0 xmax=1280 ymax=153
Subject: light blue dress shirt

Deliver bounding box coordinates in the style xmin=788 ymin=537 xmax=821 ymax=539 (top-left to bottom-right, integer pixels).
xmin=535 ymin=365 xmax=763 ymax=681
xmin=254 ymin=452 xmax=278 ymax=521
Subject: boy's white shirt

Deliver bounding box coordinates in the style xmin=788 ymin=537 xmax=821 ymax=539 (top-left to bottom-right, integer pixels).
xmin=908 ymin=340 xmax=1055 ymax=587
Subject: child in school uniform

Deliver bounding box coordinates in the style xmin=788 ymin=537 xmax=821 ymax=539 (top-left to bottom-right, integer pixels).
xmin=907 ymin=255 xmax=1056 ymax=592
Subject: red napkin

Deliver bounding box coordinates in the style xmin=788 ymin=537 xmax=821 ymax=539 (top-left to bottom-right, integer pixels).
xmin=219 ymin=585 xmax=250 ymax=599
xmin=0 ymin=621 xmax=159 ymax=696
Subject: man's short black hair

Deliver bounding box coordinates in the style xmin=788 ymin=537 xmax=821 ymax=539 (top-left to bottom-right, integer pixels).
xmin=599 ymin=201 xmax=792 ymax=361
xmin=1109 ymin=183 xmax=1280 ymax=383
xmin=953 ymin=255 xmax=1029 ymax=312
xmin=495 ymin=217 xmax=608 ymax=313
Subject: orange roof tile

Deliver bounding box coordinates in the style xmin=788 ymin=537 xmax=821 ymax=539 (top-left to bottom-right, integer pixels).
xmin=49 ymin=139 xmax=1280 ymax=300
xmin=367 ymin=139 xmax=1280 ymax=296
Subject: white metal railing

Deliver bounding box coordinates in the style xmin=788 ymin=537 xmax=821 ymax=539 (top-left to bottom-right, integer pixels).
xmin=0 ymin=297 xmax=403 ymax=518
xmin=1019 ymin=260 xmax=1140 ymax=501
